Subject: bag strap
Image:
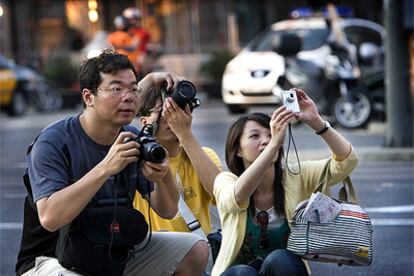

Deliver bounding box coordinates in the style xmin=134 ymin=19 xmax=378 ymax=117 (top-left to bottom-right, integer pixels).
xmin=175 ymin=173 xmax=207 ymax=240
xmin=314 ymin=160 xmax=358 ymax=204
xmin=339 ymin=176 xmax=358 ymax=204
xmin=176 ymin=173 xmax=214 ymax=274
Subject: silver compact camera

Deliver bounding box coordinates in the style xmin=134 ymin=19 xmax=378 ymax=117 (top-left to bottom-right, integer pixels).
xmin=281 ymin=90 xmax=300 ymax=113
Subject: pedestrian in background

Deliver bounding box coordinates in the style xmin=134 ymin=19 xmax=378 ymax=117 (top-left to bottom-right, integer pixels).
xmin=212 ymin=88 xmax=358 ymax=276
xmin=107 ymin=15 xmax=140 ymax=71
xmin=123 ymin=7 xmax=151 ymax=78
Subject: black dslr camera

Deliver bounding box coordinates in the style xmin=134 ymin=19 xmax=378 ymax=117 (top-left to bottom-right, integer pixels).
xmin=162 ymin=80 xmax=201 ymax=110
xmin=126 ymin=125 xmax=166 ymax=163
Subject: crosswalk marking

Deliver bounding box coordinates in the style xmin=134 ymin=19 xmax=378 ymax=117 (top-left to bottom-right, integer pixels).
xmin=371 ymin=218 xmax=414 ymax=226
xmin=0 ymin=223 xmax=22 ymax=230
xmin=365 ymin=205 xmax=414 ymax=213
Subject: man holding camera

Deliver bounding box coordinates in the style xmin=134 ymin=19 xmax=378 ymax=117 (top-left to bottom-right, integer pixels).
xmin=16 ymin=51 xmax=208 ymax=276
xmin=134 ymin=79 xmax=222 ymax=273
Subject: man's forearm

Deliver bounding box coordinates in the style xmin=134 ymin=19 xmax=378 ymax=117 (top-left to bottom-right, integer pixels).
xmin=180 ymin=133 xmax=220 ymax=196
xmin=36 ymin=163 xmax=111 ymax=232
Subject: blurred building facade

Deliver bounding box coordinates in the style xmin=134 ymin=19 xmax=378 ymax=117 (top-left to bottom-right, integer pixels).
xmin=2 ymin=0 xmax=408 ymax=86
xmin=0 ymin=0 xmax=385 ymax=58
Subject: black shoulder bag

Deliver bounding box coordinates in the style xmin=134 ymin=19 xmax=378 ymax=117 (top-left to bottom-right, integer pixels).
xmin=56 ymin=174 xmax=148 ymax=276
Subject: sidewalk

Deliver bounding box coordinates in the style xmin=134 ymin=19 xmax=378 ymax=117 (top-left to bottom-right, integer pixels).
xmin=291 ymin=122 xmax=414 ymax=162
xmin=200 ymin=96 xmax=414 ymax=163
xmin=299 ymin=146 xmax=414 ymax=162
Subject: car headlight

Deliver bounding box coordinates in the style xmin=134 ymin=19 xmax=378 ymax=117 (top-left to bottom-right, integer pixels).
xmin=87 ymin=49 xmax=104 ymax=59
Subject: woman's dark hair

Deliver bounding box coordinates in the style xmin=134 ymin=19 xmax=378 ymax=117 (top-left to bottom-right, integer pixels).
xmin=225 ymin=112 xmax=286 ymax=216
xmin=138 ymin=86 xmax=162 ymax=116
xmin=79 ymin=50 xmax=137 ymax=95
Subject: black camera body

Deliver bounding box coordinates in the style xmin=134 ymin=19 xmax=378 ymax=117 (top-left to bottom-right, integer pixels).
xmin=125 ymin=130 xmax=165 ymax=163
xmin=164 ymin=80 xmax=201 ymax=110
xmin=137 ymin=133 xmax=165 ymax=163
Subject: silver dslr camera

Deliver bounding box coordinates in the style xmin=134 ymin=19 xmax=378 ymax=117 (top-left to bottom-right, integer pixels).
xmin=281 ymin=90 xmax=300 ymax=113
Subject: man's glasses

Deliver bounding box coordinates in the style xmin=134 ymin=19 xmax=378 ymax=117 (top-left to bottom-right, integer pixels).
xmin=256 ymin=211 xmax=269 ymax=250
xmin=97 ymin=85 xmax=141 ymax=97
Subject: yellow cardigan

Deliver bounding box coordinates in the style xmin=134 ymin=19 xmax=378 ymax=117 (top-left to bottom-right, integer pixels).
xmin=211 ymin=149 xmax=358 ymax=276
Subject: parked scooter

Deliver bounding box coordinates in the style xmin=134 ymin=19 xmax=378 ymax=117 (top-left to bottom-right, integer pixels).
xmin=272 ymin=33 xmax=384 ymax=128
xmin=333 ymin=43 xmax=385 ymax=128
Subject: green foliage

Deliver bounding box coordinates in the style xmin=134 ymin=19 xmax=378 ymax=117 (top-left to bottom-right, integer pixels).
xmin=199 ymin=50 xmax=235 ymax=81
xmin=43 ymin=56 xmax=78 ymax=87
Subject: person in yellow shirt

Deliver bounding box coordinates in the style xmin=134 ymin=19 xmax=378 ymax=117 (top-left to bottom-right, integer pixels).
xmin=133 ymin=82 xmax=222 ymax=245
xmin=212 ymin=88 xmax=358 ymax=276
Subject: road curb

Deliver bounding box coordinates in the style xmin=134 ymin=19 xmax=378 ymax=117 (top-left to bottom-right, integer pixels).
xmin=298 ymin=147 xmax=414 ymax=162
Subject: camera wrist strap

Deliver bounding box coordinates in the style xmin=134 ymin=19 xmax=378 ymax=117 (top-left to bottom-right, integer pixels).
xmin=285 ymin=123 xmax=301 ymax=175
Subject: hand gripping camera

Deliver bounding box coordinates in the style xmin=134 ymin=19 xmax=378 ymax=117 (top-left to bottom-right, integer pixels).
xmin=162 ymin=80 xmax=201 ymax=111
xmin=126 ymin=125 xmax=166 ymax=163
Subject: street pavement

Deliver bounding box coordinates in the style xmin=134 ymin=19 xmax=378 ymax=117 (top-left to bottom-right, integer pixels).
xmin=192 ymin=98 xmax=414 ymax=164
xmin=1 ymin=101 xmax=413 ymax=275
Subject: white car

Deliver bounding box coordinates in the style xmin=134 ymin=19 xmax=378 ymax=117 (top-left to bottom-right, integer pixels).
xmin=221 ymin=17 xmax=384 ymax=114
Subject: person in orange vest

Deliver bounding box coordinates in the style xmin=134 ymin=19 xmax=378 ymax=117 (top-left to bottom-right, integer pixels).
xmin=123 ymin=7 xmax=151 ymax=77
xmin=107 ymin=15 xmax=141 ymax=74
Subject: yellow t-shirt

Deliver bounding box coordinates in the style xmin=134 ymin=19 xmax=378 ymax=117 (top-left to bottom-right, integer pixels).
xmin=133 ymin=147 xmax=222 ymax=235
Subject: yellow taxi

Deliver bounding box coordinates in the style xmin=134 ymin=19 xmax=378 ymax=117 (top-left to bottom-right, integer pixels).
xmin=0 ymin=55 xmax=38 ymax=116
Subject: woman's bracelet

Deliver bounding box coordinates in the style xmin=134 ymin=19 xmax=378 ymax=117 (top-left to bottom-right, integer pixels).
xmin=315 ymin=120 xmax=331 ymax=135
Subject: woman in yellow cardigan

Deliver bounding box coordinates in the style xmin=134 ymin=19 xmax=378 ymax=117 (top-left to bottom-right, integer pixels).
xmin=212 ymin=89 xmax=358 ymax=276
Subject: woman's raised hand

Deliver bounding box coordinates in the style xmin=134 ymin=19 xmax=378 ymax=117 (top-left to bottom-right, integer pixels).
xmin=270 ymin=106 xmax=295 ymax=148
xmin=293 ymin=88 xmax=320 ymax=126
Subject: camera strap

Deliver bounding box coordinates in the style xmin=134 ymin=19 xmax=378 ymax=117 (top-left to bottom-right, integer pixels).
xmin=160 ymin=87 xmax=168 ymax=103
xmin=148 ymin=96 xmax=166 ymax=137
xmin=285 ymin=123 xmax=301 ymax=175
xmin=110 ymin=173 xmax=152 ymax=256
xmin=175 ymin=173 xmax=214 ymax=273
xmin=175 ymin=173 xmax=205 ymax=238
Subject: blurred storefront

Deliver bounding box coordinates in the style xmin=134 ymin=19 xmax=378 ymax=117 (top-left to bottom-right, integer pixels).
xmin=0 ymin=0 xmax=391 ymax=83
xmin=1 ymin=0 xmax=386 ymax=59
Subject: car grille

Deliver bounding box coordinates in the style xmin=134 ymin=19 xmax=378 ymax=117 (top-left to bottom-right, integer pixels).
xmin=240 ymin=91 xmax=273 ymax=96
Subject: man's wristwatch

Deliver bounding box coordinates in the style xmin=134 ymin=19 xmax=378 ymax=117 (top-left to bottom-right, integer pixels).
xmin=315 ymin=120 xmax=331 ymax=135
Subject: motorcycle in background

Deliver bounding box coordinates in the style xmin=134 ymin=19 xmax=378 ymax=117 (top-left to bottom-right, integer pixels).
xmin=272 ymin=33 xmax=384 ymax=129
xmin=333 ymin=43 xmax=385 ymax=128
xmin=272 ymin=32 xmax=357 ymax=123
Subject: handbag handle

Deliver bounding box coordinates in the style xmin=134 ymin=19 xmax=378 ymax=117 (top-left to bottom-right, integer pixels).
xmin=315 ymin=176 xmax=358 ymax=204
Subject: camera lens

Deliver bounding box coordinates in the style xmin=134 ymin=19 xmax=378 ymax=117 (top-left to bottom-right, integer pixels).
xmin=286 ymin=92 xmax=295 ymax=103
xmin=176 ymin=81 xmax=196 ymax=99
xmin=171 ymin=80 xmax=197 ymax=109
xmin=148 ymin=145 xmax=166 ymax=163
xmin=138 ymin=133 xmax=166 ymax=163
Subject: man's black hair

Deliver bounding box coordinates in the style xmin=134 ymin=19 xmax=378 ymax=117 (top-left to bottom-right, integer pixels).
xmin=79 ymin=50 xmax=138 ymax=94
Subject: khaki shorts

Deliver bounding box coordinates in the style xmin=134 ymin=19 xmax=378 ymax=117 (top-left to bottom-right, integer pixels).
xmin=21 ymin=231 xmax=202 ymax=276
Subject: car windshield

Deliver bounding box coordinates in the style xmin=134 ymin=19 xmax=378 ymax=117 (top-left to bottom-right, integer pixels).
xmin=343 ymin=25 xmax=383 ymax=46
xmin=249 ymin=28 xmax=330 ymax=52
xmin=0 ymin=55 xmax=15 ymax=69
